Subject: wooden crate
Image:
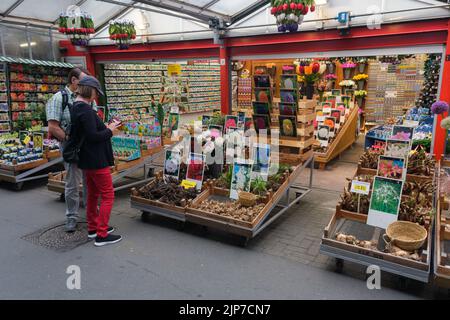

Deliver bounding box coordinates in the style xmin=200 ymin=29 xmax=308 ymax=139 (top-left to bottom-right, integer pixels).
xmin=0 ymin=158 xmax=48 ymax=173
xmin=322 ymin=204 xmax=431 ymax=271
xmin=276 ymin=146 xmax=313 ymax=166
xmin=298 ymin=99 xmax=317 ymax=110
xmin=186 ymin=171 xmax=291 ymax=230
xmin=114 ymin=146 xmax=163 ymax=172
xmin=45 ymin=149 xmax=61 ymax=160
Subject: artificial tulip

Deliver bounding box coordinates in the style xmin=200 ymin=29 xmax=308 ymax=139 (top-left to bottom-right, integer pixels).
xmin=290 ymin=2 xmax=296 ymax=10
xmin=271 ymin=7 xmax=277 ymax=15
xmin=304 ymin=66 xmax=313 ymax=75
xmin=312 ymin=62 xmax=320 ymax=73
xmin=283 ymin=3 xmax=288 ymax=11
xmin=297 ymin=3 xmax=304 ymax=11
xmin=299 ymin=65 xmax=305 ymax=74
xmin=311 ymin=5 xmax=316 ymax=12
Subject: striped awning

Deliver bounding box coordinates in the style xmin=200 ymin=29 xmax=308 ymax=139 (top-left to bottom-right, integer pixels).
xmin=0 ymin=56 xmax=74 ymax=68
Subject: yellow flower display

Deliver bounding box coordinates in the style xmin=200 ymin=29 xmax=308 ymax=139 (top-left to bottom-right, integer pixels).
xmin=353 ymin=74 xmax=369 ymax=81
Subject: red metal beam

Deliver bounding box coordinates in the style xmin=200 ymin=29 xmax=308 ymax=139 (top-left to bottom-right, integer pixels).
xmin=219 ymin=41 xmax=230 ymax=115
xmin=227 ymin=19 xmax=449 ymax=48
xmin=230 ymin=32 xmax=447 ymax=57
xmin=433 ymin=21 xmax=450 ymax=160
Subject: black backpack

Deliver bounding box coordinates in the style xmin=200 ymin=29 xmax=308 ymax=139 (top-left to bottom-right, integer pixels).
xmin=62 ymin=95 xmax=85 ymax=164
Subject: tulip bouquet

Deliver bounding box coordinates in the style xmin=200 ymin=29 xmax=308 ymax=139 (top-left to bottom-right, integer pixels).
xmin=353 ymin=74 xmax=368 ymax=81
xmin=109 ymin=19 xmax=137 ymax=50
xmin=341 ymin=62 xmax=357 ymax=69
xmin=325 ymin=74 xmax=337 ymax=80
xmin=270 ymin=0 xmax=316 ymax=33
xmin=339 ymin=80 xmax=356 ymax=88
xmin=58 ymin=12 xmax=95 ymax=46
xmin=297 ymin=61 xmax=322 ymax=84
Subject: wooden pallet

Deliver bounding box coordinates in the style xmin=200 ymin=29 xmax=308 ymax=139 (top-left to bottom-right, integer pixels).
xmin=277 ymin=147 xmax=313 ymax=165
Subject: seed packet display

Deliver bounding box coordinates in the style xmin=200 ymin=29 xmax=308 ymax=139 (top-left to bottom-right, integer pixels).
xmin=391 ymin=125 xmax=415 ymax=141
xmin=279 ymin=103 xmax=297 ymax=116
xmin=169 ymin=113 xmax=180 ymax=133
xmin=208 ymin=125 xmax=223 ymax=138
xmin=224 ymin=115 xmax=239 ymax=131
xmin=230 ymin=160 xmax=252 ymax=200
xmin=253 ymin=114 xmax=271 ymax=135
xmin=186 ymin=153 xmax=206 ymax=191
xmin=280 ymin=90 xmax=298 ymax=104
xmin=323 ymin=117 xmax=336 ymax=138
xmin=331 ymin=90 xmax=341 ymax=96
xmin=279 ymin=115 xmax=297 ymax=137
xmin=254 ymin=75 xmax=270 ymax=88
xmin=32 ymin=132 xmax=44 ymax=149
xmin=255 ymin=88 xmax=271 ymax=103
xmin=280 ymin=75 xmax=297 ymax=89
xmin=202 ymin=115 xmax=211 ymax=126
xmin=321 ymin=102 xmax=332 ymax=109
xmin=317 ymin=125 xmax=330 ymax=147
xmin=238 ymin=111 xmax=246 ymax=125
xmin=377 ymin=155 xmax=406 ymax=180
xmin=251 ymin=143 xmax=271 ymax=180
xmin=19 ymin=131 xmax=29 ymax=145
xmin=385 ymin=139 xmax=411 ymax=159
xmin=367 ymin=176 xmax=404 ymax=229
xmin=330 ymin=109 xmax=342 ymax=123
xmin=252 ymin=102 xmax=270 ymax=115
xmin=164 ymin=150 xmax=181 ymax=180
xmin=244 ymin=117 xmax=253 ymax=132
xmin=316 ymin=110 xmax=325 ymax=123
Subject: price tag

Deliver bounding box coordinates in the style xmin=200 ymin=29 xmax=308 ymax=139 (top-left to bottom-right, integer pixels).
xmin=170 ymin=105 xmax=179 ymax=114
xmin=385 ymin=91 xmax=397 ymax=98
xmin=168 ymin=64 xmax=181 ymax=76
xmin=350 ymin=180 xmax=371 ymax=195
xmin=181 ymin=180 xmax=197 ymax=189
xmin=23 ymin=135 xmax=31 ymax=145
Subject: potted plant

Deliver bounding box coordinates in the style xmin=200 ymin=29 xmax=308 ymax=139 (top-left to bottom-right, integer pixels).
xmin=149 ymin=94 xmax=168 ymax=146
xmin=353 ymin=74 xmax=369 ymax=90
xmin=354 ymin=90 xmax=368 ymax=107
xmin=357 ymin=57 xmax=368 ymax=73
xmin=297 ymin=61 xmax=323 ymax=99
xmin=339 ymin=80 xmax=356 ymax=95
xmin=108 ymin=19 xmax=137 ymax=50
xmin=326 ymin=60 xmax=336 ymax=73
xmin=317 ymin=80 xmax=327 ymax=102
xmin=270 ymin=0 xmax=316 ymax=33
xmin=325 ymin=73 xmax=337 ymax=89
xmin=58 ymin=11 xmax=95 ymax=46
xmin=341 ymin=61 xmax=357 ymax=79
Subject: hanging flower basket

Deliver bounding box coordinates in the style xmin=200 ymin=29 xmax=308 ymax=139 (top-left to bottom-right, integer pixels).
xmin=342 ymin=62 xmax=356 ymax=79
xmin=109 ymin=19 xmax=137 ymax=50
xmin=58 ymin=12 xmax=95 ymax=47
xmin=270 ymin=1 xmax=316 ymax=33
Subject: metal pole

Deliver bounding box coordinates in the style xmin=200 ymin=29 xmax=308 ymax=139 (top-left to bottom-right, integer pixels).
xmin=0 ymin=26 xmax=5 ymax=56
xmin=26 ymin=24 xmax=32 ymax=59
xmin=49 ymin=27 xmax=56 ymax=61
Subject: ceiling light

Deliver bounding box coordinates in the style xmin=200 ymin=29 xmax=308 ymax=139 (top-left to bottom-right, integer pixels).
xmin=19 ymin=42 xmax=36 ymax=48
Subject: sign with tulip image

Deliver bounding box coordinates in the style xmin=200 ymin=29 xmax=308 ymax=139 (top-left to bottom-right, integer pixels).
xmin=270 ymin=1 xmax=316 ymax=33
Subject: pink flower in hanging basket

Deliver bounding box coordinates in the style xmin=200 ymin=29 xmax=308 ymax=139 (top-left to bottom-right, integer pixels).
xmin=342 ymin=62 xmax=357 ymax=69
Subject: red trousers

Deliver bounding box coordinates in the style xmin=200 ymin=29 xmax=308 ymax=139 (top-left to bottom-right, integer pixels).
xmin=84 ymin=167 xmax=114 ymax=238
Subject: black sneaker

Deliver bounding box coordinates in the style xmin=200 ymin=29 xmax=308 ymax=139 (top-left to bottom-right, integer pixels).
xmin=94 ymin=234 xmax=122 ymax=247
xmin=88 ymin=227 xmax=115 ymax=239
xmin=65 ymin=218 xmax=77 ymax=233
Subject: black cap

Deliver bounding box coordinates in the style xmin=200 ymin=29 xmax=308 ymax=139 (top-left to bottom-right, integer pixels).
xmin=79 ymin=76 xmax=104 ymax=96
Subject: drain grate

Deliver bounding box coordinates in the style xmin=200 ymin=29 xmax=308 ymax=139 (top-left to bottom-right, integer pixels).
xmin=21 ymin=222 xmax=91 ymax=252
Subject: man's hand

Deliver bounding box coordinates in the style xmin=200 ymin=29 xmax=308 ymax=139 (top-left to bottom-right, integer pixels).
xmin=48 ymin=120 xmax=66 ymax=142
xmin=107 ymin=121 xmax=120 ymax=136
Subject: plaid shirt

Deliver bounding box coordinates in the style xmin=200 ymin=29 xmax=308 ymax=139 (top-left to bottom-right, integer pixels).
xmin=46 ymin=86 xmax=98 ymax=133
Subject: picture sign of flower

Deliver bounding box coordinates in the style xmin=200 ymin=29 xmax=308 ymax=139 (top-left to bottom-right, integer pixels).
xmin=377 ymin=156 xmax=406 ymax=180
xmin=164 ymin=150 xmax=181 ymax=180
xmin=230 ymin=160 xmax=253 ymax=200
xmin=270 ymin=0 xmax=316 ymax=33
xmin=58 ymin=10 xmax=95 ymax=46
xmin=186 ymin=153 xmax=206 ymax=191
xmin=367 ymin=176 xmax=404 ymax=229
xmin=109 ymin=19 xmax=137 ymax=50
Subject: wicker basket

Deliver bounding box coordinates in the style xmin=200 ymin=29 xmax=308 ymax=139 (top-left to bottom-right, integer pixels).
xmin=384 ymin=221 xmax=428 ymax=252
xmin=238 ymin=191 xmax=257 ymax=207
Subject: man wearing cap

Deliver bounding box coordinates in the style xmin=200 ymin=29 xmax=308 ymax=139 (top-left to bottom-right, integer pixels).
xmin=70 ymin=76 xmax=122 ymax=246
xmin=46 ymin=68 xmax=97 ymax=232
